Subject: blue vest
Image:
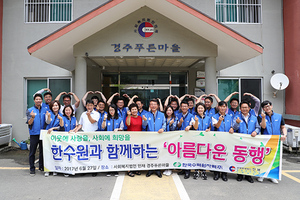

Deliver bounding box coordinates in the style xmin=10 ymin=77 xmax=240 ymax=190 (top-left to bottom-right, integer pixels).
xmin=189 ymin=108 xmax=196 ymax=115
xmin=177 ymin=112 xmax=194 ymax=130
xmin=27 ymin=105 xmax=47 ymax=135
xmin=97 ymin=111 xmax=108 ymax=131
xmin=174 ymin=110 xmax=180 ymax=118
xmin=144 ymin=111 xmax=165 ymax=131
xmin=205 ymin=107 xmax=216 ymax=117
xmin=227 ymin=108 xmax=240 ymax=118
xmin=42 ymin=103 xmax=50 ymax=112
xmin=118 ymin=107 xmax=128 ymax=130
xmin=259 ymin=112 xmax=282 ymax=135
xmin=62 ymin=116 xmax=77 ymax=132
xmin=193 ymin=114 xmax=211 ymax=131
xmin=249 ymin=109 xmax=256 ymax=116
xmin=213 ymin=113 xmax=232 ymax=132
xmin=46 ymin=112 xmax=63 ymax=130
xmin=234 ymin=114 xmax=257 ymax=134
xmin=138 ymin=109 xmax=148 ymax=117
xmin=164 ymin=117 xmax=178 ymax=132
xmin=105 ymin=117 xmax=123 ymax=131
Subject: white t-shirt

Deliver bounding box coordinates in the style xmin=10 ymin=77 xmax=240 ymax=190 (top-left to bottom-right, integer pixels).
xmin=60 ymin=104 xmax=77 ymax=115
xmin=78 ymin=110 xmax=100 ymax=132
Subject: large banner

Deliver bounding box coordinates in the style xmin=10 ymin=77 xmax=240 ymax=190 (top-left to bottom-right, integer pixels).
xmin=42 ymin=130 xmax=282 ymax=180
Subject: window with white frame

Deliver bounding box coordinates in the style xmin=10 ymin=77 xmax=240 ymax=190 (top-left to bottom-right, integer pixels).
xmin=218 ymin=78 xmax=262 ymax=109
xmin=216 ymin=0 xmax=262 ymax=23
xmin=25 ymin=0 xmax=72 ymax=23
xmin=26 ymin=78 xmax=71 ymax=108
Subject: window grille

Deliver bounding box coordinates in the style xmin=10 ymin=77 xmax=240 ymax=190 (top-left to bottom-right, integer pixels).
xmin=25 ymin=0 xmax=72 ymax=23
xmin=216 ymin=0 xmax=261 ymax=23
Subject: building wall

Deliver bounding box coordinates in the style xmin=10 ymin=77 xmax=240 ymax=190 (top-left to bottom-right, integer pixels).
xmin=1 ymin=0 xmax=106 ymax=143
xmin=283 ymin=0 xmax=300 ymax=127
xmin=213 ymin=0 xmax=285 ymax=115
xmin=1 ymin=0 xmax=291 ymax=144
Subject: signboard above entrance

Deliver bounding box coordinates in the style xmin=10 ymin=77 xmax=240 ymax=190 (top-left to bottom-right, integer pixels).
xmin=111 ymin=43 xmax=180 ymax=53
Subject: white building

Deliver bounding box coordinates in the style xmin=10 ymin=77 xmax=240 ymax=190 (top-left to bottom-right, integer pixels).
xmin=1 ymin=0 xmax=296 ymax=143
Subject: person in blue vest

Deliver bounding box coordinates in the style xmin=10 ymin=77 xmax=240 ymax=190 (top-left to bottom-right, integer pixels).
xmin=164 ymin=95 xmax=181 ymax=117
xmin=101 ymin=104 xmax=124 ymax=132
xmin=197 ymin=94 xmax=221 ymax=117
xmin=257 ymin=100 xmax=287 ymax=184
xmin=33 ymin=88 xmax=52 ymax=111
xmin=242 ymin=92 xmax=260 ymax=116
xmin=232 ymin=101 xmax=260 ymax=183
xmin=177 ymin=101 xmax=194 ymax=179
xmin=62 ymin=105 xmax=77 ymax=132
xmin=26 ymin=93 xmax=47 ymax=176
xmin=96 ymin=100 xmax=107 ymax=131
xmin=107 ymin=93 xmax=129 ymax=130
xmin=45 ymin=100 xmax=64 ymax=133
xmin=44 ymin=100 xmax=64 ymax=177
xmin=162 ymin=105 xmax=178 ymax=176
xmin=143 ymin=99 xmax=166 ymax=178
xmin=101 ymin=104 xmax=124 ymax=177
xmin=212 ymin=101 xmax=234 ymax=181
xmin=190 ymin=102 xmax=211 ymax=180
xmin=223 ymin=91 xmax=240 ymax=117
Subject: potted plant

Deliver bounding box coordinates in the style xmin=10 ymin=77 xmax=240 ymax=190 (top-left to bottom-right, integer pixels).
xmin=25 ymin=138 xmax=30 ymax=150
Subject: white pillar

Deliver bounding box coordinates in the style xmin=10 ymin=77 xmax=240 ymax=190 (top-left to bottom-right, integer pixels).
xmin=205 ymin=57 xmax=217 ymax=95
xmin=75 ymin=56 xmax=87 ymax=118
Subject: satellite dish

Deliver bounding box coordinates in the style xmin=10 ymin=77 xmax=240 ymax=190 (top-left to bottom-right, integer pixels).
xmin=270 ymin=73 xmax=289 ymax=90
xmin=270 ymin=73 xmax=289 ymax=98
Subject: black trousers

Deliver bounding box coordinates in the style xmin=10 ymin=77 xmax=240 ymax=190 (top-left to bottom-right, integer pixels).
xmin=29 ymin=135 xmax=43 ymax=172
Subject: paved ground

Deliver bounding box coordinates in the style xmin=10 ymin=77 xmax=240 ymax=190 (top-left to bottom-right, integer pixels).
xmin=0 ymin=145 xmax=300 ymax=200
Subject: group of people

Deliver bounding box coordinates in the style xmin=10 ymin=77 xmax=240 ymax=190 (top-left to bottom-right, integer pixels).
xmin=26 ymin=89 xmax=287 ymax=184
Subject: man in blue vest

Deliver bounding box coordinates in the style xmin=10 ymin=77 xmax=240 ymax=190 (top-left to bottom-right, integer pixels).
xmin=232 ymin=101 xmax=260 ymax=183
xmin=212 ymin=101 xmax=234 ymax=181
xmin=26 ymin=93 xmax=47 ymax=176
xmin=177 ymin=101 xmax=194 ymax=179
xmin=143 ymin=99 xmax=166 ymax=178
xmin=257 ymin=100 xmax=287 ymax=184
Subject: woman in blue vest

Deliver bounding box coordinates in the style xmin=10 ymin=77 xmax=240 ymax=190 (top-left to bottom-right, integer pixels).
xmin=162 ymin=105 xmax=178 ymax=176
xmin=101 ymin=104 xmax=124 ymax=177
xmin=190 ymin=102 xmax=211 ymax=180
xmin=101 ymin=104 xmax=124 ymax=132
xmin=44 ymin=100 xmax=64 ymax=177
xmin=62 ymin=105 xmax=77 ymax=132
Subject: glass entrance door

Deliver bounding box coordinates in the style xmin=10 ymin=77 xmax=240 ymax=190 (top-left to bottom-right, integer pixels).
xmin=101 ymin=72 xmax=188 ymax=109
xmin=121 ymin=86 xmax=170 ymax=108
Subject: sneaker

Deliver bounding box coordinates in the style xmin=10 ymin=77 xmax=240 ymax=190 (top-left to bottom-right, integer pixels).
xmin=270 ymin=178 xmax=278 ymax=184
xmin=44 ymin=172 xmax=49 ymax=177
xmin=114 ymin=172 xmax=119 ymax=177
xmin=257 ymin=177 xmax=264 ymax=182
xmin=165 ymin=170 xmax=172 ymax=176
xmin=193 ymin=170 xmax=200 ymax=180
xmin=201 ymin=171 xmax=208 ymax=180
xmin=53 ymin=172 xmax=57 ymax=176
xmin=39 ymin=167 xmax=44 ymax=172
xmin=64 ymin=174 xmax=69 ymax=177
xmin=30 ymin=171 xmax=35 ymax=176
xmin=106 ymin=172 xmax=112 ymax=177
xmin=163 ymin=170 xmax=167 ymax=175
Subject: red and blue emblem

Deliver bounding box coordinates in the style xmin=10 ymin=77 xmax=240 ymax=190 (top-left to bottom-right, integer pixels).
xmin=229 ymin=166 xmax=236 ymax=172
xmin=134 ymin=18 xmax=158 ymax=38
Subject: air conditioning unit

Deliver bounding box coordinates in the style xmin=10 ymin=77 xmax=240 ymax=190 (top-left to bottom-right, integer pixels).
xmin=284 ymin=124 xmax=300 ymax=148
xmin=0 ymin=124 xmax=12 ymax=146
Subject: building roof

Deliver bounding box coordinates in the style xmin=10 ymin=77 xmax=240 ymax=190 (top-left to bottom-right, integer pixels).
xmin=28 ymin=0 xmax=263 ymax=71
